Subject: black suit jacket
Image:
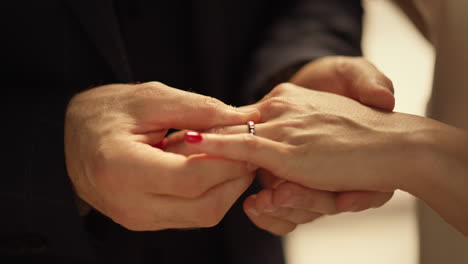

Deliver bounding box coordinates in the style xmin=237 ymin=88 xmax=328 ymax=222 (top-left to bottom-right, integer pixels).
xmin=1 ymin=0 xmax=362 ymax=263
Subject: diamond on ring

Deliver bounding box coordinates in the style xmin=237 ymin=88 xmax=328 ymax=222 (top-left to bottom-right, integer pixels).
xmin=247 ymin=121 xmax=256 ymax=135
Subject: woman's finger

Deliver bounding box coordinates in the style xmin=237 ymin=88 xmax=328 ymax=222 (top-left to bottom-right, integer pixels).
xmin=183 ymin=131 xmax=295 ymax=182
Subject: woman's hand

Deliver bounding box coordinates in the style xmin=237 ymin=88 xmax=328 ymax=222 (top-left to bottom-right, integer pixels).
xmin=177 ymin=83 xmax=404 ymax=235
xmin=257 ymin=56 xmax=396 ymax=198
xmin=247 ymin=57 xmax=397 ymax=235
xmin=183 ymin=84 xmax=468 ymax=236
xmin=186 ymin=84 xmax=413 ymax=191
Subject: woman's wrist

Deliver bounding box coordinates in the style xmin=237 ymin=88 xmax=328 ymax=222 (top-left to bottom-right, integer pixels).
xmin=388 ymin=115 xmax=463 ymax=194
xmin=397 ymin=115 xmax=468 ymax=230
xmin=407 ymin=120 xmax=468 ymax=235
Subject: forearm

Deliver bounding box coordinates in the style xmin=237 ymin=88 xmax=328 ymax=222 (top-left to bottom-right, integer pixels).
xmin=402 ymin=119 xmax=468 ymax=236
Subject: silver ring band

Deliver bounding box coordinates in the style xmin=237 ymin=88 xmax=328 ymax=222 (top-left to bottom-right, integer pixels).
xmin=247 ymin=121 xmax=256 ymax=135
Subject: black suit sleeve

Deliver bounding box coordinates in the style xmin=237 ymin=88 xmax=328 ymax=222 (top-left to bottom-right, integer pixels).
xmin=0 ymin=2 xmax=98 ymax=261
xmin=244 ymin=0 xmax=363 ymax=101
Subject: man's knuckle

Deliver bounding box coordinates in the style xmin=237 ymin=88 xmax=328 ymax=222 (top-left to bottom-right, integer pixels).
xmin=198 ymin=96 xmax=224 ymax=119
xmin=203 ymin=96 xmax=222 ymax=108
xmin=92 ymin=143 xmax=116 ymax=188
xmin=133 ymin=81 xmax=167 ymax=98
xmin=377 ymin=76 xmax=395 ymax=93
xmin=144 ymin=81 xmax=165 ymax=89
xmin=335 ymin=57 xmax=355 ymax=76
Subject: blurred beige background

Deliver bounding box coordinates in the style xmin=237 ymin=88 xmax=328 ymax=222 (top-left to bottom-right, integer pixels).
xmin=284 ymin=1 xmax=435 ymax=263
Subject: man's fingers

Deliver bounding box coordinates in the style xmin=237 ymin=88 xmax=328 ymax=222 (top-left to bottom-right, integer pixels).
xmin=134 ymin=82 xmax=261 ymax=130
xmin=258 ymin=170 xmax=285 ymax=189
xmin=112 ymin=142 xmax=253 ymax=199
xmin=289 ymin=57 xmax=395 ymax=111
xmin=263 ymin=207 xmax=322 ymax=225
xmin=251 ymin=189 xmax=323 ymax=224
xmin=271 ymin=182 xmax=338 ymax=215
xmin=334 ymin=58 xmax=395 ymax=111
xmin=118 ymin=175 xmax=254 ymax=231
xmin=161 ymin=84 xmax=260 ymax=130
xmin=156 ymin=175 xmax=254 ymax=229
xmin=169 ymin=92 xmax=260 ymax=129
xmin=243 ymin=195 xmax=297 ymax=236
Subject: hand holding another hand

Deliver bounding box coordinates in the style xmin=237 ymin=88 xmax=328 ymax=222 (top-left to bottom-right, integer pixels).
xmin=65 ymin=82 xmax=260 ymax=231
xmin=238 ymin=57 xmax=397 ymax=235
xmin=183 ymin=83 xmax=401 ymax=235
xmin=182 ymin=82 xmax=468 ymax=237
xmin=166 ymin=57 xmax=398 ymax=235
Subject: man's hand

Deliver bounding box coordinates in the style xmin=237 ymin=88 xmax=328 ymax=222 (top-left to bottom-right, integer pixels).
xmin=290 ymin=56 xmax=395 ymax=110
xmin=65 ymin=82 xmax=260 ymax=231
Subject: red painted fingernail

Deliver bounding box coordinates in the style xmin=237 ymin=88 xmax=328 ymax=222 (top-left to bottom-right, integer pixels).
xmin=152 ymin=140 xmax=165 ymax=149
xmin=184 ymin=131 xmax=203 ymax=143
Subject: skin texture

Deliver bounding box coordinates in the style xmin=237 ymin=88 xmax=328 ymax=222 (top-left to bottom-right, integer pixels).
xmin=183 ymin=84 xmax=468 ymax=237
xmin=166 ymin=57 xmax=397 ymax=235
xmin=65 ymin=81 xmax=260 ymax=231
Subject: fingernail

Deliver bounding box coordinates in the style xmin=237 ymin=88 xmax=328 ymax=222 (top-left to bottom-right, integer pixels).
xmin=277 ymin=191 xmax=297 ymax=208
xmin=246 ymin=195 xmax=260 ymax=216
xmin=248 ymin=207 xmax=260 ymax=216
xmin=347 ymin=201 xmax=361 ymax=212
xmin=279 ymin=199 xmax=295 ymax=208
xmin=263 ymin=204 xmax=277 ymax=213
xmin=152 ymin=140 xmax=165 ymax=149
xmin=184 ymin=131 xmax=203 ymax=143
